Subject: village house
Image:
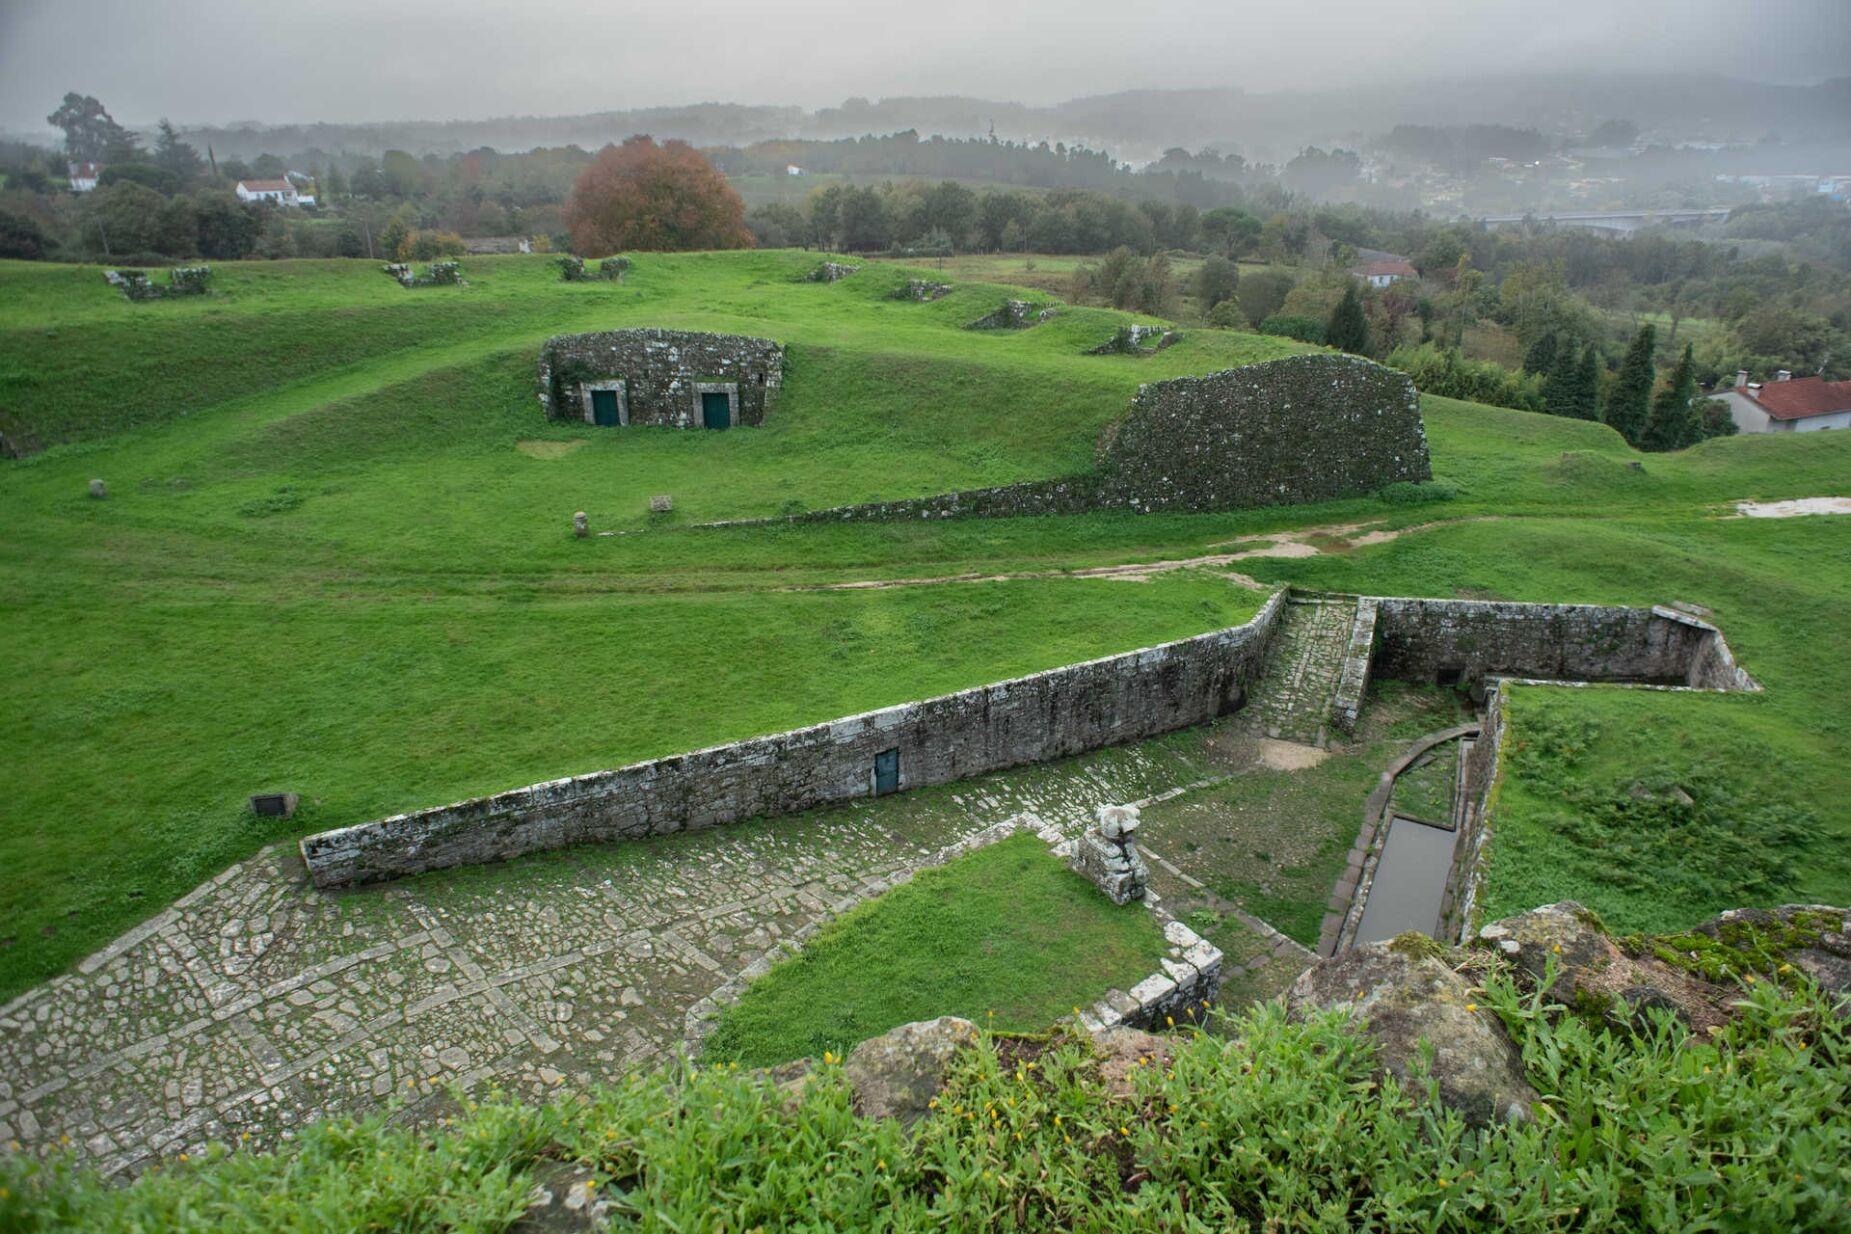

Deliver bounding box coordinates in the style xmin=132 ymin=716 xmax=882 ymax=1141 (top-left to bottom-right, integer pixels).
xmin=235 ymin=178 xmax=299 ymax=206
xmin=67 ymin=161 xmax=100 ymax=192
xmin=1716 ymin=370 xmax=1851 ymax=433
xmin=1352 ymin=258 xmax=1417 ymax=288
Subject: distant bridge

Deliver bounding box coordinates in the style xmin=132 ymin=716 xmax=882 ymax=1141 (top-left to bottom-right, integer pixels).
xmin=1475 ymin=208 xmax=1730 ymax=235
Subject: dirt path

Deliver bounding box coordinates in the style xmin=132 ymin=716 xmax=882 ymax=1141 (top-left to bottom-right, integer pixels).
xmin=785 ymin=516 xmax=1477 ymax=593
xmin=1731 ymin=497 xmax=1851 ymax=518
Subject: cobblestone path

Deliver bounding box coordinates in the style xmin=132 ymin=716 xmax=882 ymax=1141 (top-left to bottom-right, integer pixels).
xmin=0 ymin=730 xmax=1242 ymax=1176
xmin=1237 ymin=597 xmax=1358 ymax=748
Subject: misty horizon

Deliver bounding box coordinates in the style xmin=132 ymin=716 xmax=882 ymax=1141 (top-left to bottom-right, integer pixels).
xmin=3 ymin=0 xmax=1847 ymax=138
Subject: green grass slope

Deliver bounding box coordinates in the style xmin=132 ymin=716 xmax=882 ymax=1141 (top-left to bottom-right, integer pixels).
xmin=701 ymin=832 xmax=1168 ymax=1067
xmin=2 ymin=250 xmax=1848 ymax=1001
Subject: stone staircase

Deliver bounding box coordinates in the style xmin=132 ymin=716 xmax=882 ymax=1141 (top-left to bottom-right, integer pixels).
xmin=1239 ymin=595 xmax=1358 ymax=748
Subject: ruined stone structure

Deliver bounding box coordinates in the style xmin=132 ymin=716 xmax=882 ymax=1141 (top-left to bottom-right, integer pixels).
xmin=1071 ymin=804 xmax=1150 ymax=904
xmin=300 ymin=592 xmax=1290 ymax=888
xmin=557 ymin=256 xmax=628 ymax=282
xmin=894 ymin=279 xmax=950 ymax=301
xmin=1086 ymin=325 xmax=1181 ymax=355
xmin=804 ymin=261 xmax=860 ymax=282
xmin=538 ymin=329 xmax=784 ymax=429
xmin=382 ymin=261 xmax=460 ymax=287
xmin=967 ymin=299 xmax=1054 ymax=329
xmin=105 ymin=266 xmax=211 ymax=301
xmin=736 ymin=354 xmax=1430 ymax=524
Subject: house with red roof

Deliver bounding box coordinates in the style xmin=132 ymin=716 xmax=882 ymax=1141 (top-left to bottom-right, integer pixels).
xmin=235 ymin=178 xmax=299 ymax=206
xmin=1352 ymin=259 xmax=1418 ymax=288
xmin=1717 ymin=370 xmax=1851 ymax=433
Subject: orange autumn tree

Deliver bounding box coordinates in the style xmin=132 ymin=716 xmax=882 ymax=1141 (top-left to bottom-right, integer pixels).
xmin=564 ymin=136 xmax=753 ymax=254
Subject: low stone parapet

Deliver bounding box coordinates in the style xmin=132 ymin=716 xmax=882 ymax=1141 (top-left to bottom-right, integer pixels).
xmin=1076 ymin=920 xmax=1222 ymax=1032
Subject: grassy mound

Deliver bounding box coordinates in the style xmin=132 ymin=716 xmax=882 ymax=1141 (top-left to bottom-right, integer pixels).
xmin=701 ymin=832 xmax=1169 ymax=1067
xmin=5 ymin=970 xmax=1844 ymax=1231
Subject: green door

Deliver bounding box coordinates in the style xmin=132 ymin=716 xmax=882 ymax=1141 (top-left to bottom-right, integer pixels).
xmin=590 ymin=389 xmax=620 ymax=426
xmin=701 ymin=391 xmax=732 ymax=430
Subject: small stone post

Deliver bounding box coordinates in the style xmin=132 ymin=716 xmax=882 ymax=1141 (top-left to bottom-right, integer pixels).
xmin=1071 ymin=804 xmax=1149 ymax=905
xmin=572 ymin=511 xmax=589 ymax=538
xmin=88 ymin=478 xmax=107 ymax=499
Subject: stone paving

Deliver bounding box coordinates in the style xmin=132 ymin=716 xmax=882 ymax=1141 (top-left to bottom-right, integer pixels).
xmin=0 ymin=598 xmax=1397 ymax=1179
xmin=1237 ymin=597 xmax=1357 ymax=748
xmin=0 ymin=729 xmax=1248 ymax=1176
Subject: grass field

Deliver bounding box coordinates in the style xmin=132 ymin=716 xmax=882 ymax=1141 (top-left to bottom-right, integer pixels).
xmin=699 ymin=832 xmax=1167 ymax=1066
xmin=2 ymin=248 xmax=1848 ymax=1003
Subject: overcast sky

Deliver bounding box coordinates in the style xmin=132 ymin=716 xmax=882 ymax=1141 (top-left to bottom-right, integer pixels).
xmin=1 ymin=0 xmax=1844 ymax=134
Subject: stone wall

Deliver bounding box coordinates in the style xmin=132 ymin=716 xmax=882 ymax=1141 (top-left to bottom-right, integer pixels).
xmin=300 ymin=592 xmax=1288 ymax=889
xmin=724 ymin=354 xmax=1431 ymax=527
xmin=1368 ymin=598 xmax=1748 ymax=694
xmin=1095 ymin=353 xmax=1429 ymax=514
xmin=1075 ymin=920 xmax=1223 ymax=1032
xmin=538 ymin=329 xmax=784 ymax=428
xmin=1331 ymin=598 xmax=1378 ymax=733
xmin=1411 ymin=599 xmax=1760 ymax=943
xmin=1439 ymin=686 xmax=1507 ymax=944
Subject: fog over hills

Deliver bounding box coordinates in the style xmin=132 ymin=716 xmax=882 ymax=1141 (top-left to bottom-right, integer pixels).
xmin=138 ymin=73 xmax=1851 ymax=166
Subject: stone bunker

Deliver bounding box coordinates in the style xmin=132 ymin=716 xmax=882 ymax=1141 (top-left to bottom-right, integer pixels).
xmin=538 ymin=328 xmax=785 ymax=429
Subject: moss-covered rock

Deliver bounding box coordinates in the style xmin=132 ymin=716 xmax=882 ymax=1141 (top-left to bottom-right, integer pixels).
xmin=1286 ymin=939 xmax=1536 ymax=1126
xmin=1479 ymin=900 xmax=1730 ymax=1033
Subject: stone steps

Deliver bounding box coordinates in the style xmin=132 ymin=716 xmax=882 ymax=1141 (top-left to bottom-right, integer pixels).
xmin=1239 ymin=598 xmax=1359 ymax=748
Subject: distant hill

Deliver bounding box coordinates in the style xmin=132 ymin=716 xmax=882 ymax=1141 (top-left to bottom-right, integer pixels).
xmin=169 ymin=73 xmax=1851 ymax=164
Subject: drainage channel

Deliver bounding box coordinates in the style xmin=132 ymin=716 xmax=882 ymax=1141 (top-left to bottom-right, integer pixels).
xmin=1323 ymin=722 xmax=1480 ymax=956
xmin=1352 ymin=816 xmax=1457 ymax=944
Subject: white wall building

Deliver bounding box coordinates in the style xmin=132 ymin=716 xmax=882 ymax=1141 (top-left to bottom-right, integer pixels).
xmin=67 ymin=161 xmax=100 ymax=192
xmin=1352 ymin=259 xmax=1418 ymax=288
xmin=1716 ymin=371 xmax=1851 ymax=433
xmin=235 ymin=178 xmax=299 ymax=206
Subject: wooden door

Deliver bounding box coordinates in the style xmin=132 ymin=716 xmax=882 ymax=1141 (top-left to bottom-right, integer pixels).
xmin=701 ymin=391 xmax=731 ymax=429
xmin=591 ymin=389 xmax=620 ymax=426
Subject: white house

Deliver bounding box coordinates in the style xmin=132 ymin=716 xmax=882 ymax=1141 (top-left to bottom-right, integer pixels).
xmin=1352 ymin=258 xmax=1418 ymax=288
xmin=67 ymin=161 xmax=100 ymax=192
xmin=786 ymin=164 xmax=803 ymax=177
xmin=235 ymin=178 xmax=299 ymax=206
xmin=1715 ymin=371 xmax=1851 ymax=433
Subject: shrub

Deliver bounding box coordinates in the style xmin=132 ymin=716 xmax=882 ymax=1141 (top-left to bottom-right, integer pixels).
xmin=6 ymin=979 xmax=1846 ymax=1231
xmin=1386 ymin=342 xmax=1544 ymax=412
xmin=1207 ymin=298 xmax=1247 ymax=329
xmin=1256 ymin=313 xmax=1324 ymax=344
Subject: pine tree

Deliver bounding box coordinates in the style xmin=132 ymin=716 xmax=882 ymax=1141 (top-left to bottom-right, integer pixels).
xmin=1522 ymin=331 xmax=1558 ymax=375
xmin=1604 ymin=324 xmax=1657 ymax=444
xmin=1574 ymin=344 xmax=1602 ymax=420
xmin=1326 ymin=282 xmax=1370 ymax=354
xmin=1644 ymin=343 xmax=1701 ymax=451
xmin=152 ymin=119 xmax=205 ymax=186
xmin=1543 ymin=340 xmax=1579 ymax=417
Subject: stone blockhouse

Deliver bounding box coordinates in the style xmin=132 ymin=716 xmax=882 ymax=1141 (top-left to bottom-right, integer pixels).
xmin=538 ymin=329 xmax=785 ymax=429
